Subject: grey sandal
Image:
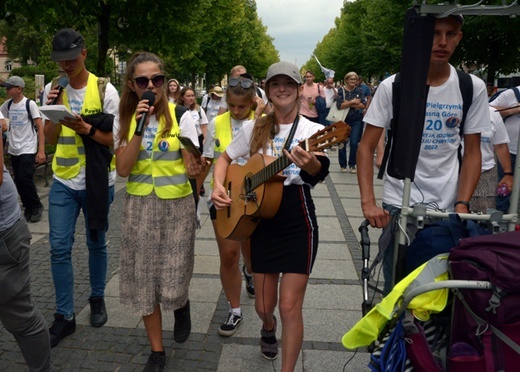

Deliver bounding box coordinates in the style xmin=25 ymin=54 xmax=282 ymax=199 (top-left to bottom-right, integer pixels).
xmin=260 ymin=315 xmax=278 ymax=360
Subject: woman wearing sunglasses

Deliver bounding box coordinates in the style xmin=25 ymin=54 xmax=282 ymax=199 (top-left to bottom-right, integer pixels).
xmin=202 ymin=75 xmax=265 ymax=338
xmin=218 ymin=66 xmax=270 ymax=117
xmin=114 ymin=51 xmax=205 ymax=371
xmin=211 ymin=61 xmax=329 ymax=370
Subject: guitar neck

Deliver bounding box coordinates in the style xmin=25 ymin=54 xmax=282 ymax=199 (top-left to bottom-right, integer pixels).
xmin=249 ymin=154 xmax=292 ymax=192
xmin=243 ymin=121 xmax=349 ymax=193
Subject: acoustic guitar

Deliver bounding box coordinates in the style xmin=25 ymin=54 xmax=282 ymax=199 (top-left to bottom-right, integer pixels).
xmin=216 ymin=121 xmax=350 ymax=241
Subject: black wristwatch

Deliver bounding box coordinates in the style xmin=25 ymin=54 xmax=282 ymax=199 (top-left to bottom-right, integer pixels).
xmin=88 ymin=126 xmax=97 ymax=137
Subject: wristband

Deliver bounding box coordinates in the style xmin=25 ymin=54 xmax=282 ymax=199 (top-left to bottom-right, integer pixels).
xmin=88 ymin=126 xmax=97 ymax=137
xmin=503 ymin=172 xmax=514 ymax=176
xmin=454 ymin=200 xmax=470 ymax=209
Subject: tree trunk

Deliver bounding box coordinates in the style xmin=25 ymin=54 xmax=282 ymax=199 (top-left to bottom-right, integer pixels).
xmin=97 ymin=1 xmax=111 ymax=76
xmin=487 ymin=39 xmax=500 ymax=85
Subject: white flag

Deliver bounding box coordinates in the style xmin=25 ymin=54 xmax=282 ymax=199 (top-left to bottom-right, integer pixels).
xmin=312 ymin=55 xmax=335 ymax=79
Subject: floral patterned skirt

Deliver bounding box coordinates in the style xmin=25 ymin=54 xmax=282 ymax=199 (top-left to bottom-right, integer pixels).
xmin=119 ymin=192 xmax=196 ymax=316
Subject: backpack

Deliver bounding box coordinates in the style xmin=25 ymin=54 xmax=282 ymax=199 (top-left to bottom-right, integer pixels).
xmin=448 ymin=231 xmax=520 ymax=371
xmin=405 ymin=213 xmax=491 ymax=274
xmin=378 ymin=70 xmax=473 ymax=179
xmin=202 ymin=94 xmax=210 ymax=113
xmin=174 ymin=104 xmax=187 ymax=123
xmin=7 ymin=98 xmax=35 ymax=133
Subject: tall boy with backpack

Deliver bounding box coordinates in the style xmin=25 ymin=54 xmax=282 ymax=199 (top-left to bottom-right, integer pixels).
xmin=356 ymin=14 xmax=490 ymax=294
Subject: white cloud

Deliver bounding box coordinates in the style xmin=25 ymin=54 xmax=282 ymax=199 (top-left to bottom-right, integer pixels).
xmin=256 ymin=0 xmax=344 ymax=66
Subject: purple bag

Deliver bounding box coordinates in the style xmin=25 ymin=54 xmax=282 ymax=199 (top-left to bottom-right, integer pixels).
xmin=448 ymin=231 xmax=520 ymax=372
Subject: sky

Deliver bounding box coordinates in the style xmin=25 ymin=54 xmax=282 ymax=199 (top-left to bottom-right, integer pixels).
xmin=255 ymin=0 xmax=345 ymax=68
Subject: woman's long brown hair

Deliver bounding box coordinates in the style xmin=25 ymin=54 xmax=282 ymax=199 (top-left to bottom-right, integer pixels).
xmin=118 ymin=52 xmax=173 ymax=145
xmin=178 ymin=87 xmax=199 ymax=111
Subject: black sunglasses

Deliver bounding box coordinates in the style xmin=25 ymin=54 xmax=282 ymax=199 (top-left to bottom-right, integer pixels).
xmin=134 ymin=74 xmax=165 ymax=89
xmin=228 ymin=77 xmax=253 ymax=89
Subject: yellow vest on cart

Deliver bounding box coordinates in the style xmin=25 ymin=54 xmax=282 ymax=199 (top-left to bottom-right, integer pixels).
xmin=126 ymin=103 xmax=192 ymax=199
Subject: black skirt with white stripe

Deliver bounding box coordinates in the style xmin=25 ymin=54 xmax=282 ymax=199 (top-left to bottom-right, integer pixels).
xmin=251 ymin=184 xmax=319 ymax=274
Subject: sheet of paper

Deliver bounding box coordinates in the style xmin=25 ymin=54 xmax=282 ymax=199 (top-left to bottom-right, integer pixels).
xmin=39 ymin=105 xmax=75 ymax=123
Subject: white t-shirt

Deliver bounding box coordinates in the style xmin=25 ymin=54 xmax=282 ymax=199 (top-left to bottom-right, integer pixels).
xmin=480 ymin=107 xmax=509 ymax=171
xmin=0 ymin=97 xmax=41 ymax=155
xmin=113 ymin=107 xmax=199 ymax=154
xmin=189 ymin=107 xmax=208 ymax=137
xmin=325 ymin=86 xmax=337 ymax=109
xmin=204 ymin=98 xmax=221 ymax=125
xmin=489 ymin=86 xmax=520 ymax=155
xmin=364 ymin=65 xmax=490 ymax=210
xmin=42 ymin=78 xmax=120 ymax=190
xmin=225 ymin=116 xmax=326 ymax=186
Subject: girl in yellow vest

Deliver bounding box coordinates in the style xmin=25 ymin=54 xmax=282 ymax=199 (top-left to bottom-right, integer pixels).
xmin=211 ymin=61 xmax=329 ymax=369
xmin=114 ymin=51 xmax=205 ymax=371
xmin=202 ymin=76 xmax=265 ymax=337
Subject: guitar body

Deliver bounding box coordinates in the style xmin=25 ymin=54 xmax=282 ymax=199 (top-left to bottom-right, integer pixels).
xmin=216 ymin=153 xmax=285 ymax=241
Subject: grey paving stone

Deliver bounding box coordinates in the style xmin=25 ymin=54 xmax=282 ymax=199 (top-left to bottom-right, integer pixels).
xmin=2 ymin=156 xmax=380 ymax=371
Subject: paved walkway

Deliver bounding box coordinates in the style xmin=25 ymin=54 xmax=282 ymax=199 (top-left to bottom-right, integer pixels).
xmin=0 ymin=154 xmax=384 ymax=371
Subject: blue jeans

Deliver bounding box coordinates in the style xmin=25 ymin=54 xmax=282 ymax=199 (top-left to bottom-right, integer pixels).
xmin=496 ymin=153 xmax=516 ymax=213
xmin=338 ymin=120 xmax=363 ymax=169
xmin=49 ymin=180 xmax=114 ymax=318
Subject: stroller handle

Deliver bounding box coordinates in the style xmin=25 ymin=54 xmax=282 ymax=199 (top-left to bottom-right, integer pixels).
xmin=359 ymin=219 xmax=371 ymax=260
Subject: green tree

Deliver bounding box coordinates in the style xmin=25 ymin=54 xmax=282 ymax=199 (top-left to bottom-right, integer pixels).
xmin=1 ymin=0 xmax=278 ymax=87
xmin=456 ymin=14 xmax=520 ymax=84
xmin=304 ymin=0 xmax=520 ymax=84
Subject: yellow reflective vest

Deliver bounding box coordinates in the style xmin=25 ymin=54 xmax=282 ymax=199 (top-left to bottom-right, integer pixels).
xmin=52 ymin=73 xmax=115 ymax=179
xmin=213 ymin=111 xmax=255 ymax=161
xmin=342 ymin=254 xmax=450 ymax=350
xmin=126 ymin=103 xmax=192 ymax=199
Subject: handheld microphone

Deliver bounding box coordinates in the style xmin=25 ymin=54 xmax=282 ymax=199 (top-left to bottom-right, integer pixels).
xmin=135 ymin=91 xmax=156 ymax=136
xmin=50 ymin=76 xmax=69 ymax=105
